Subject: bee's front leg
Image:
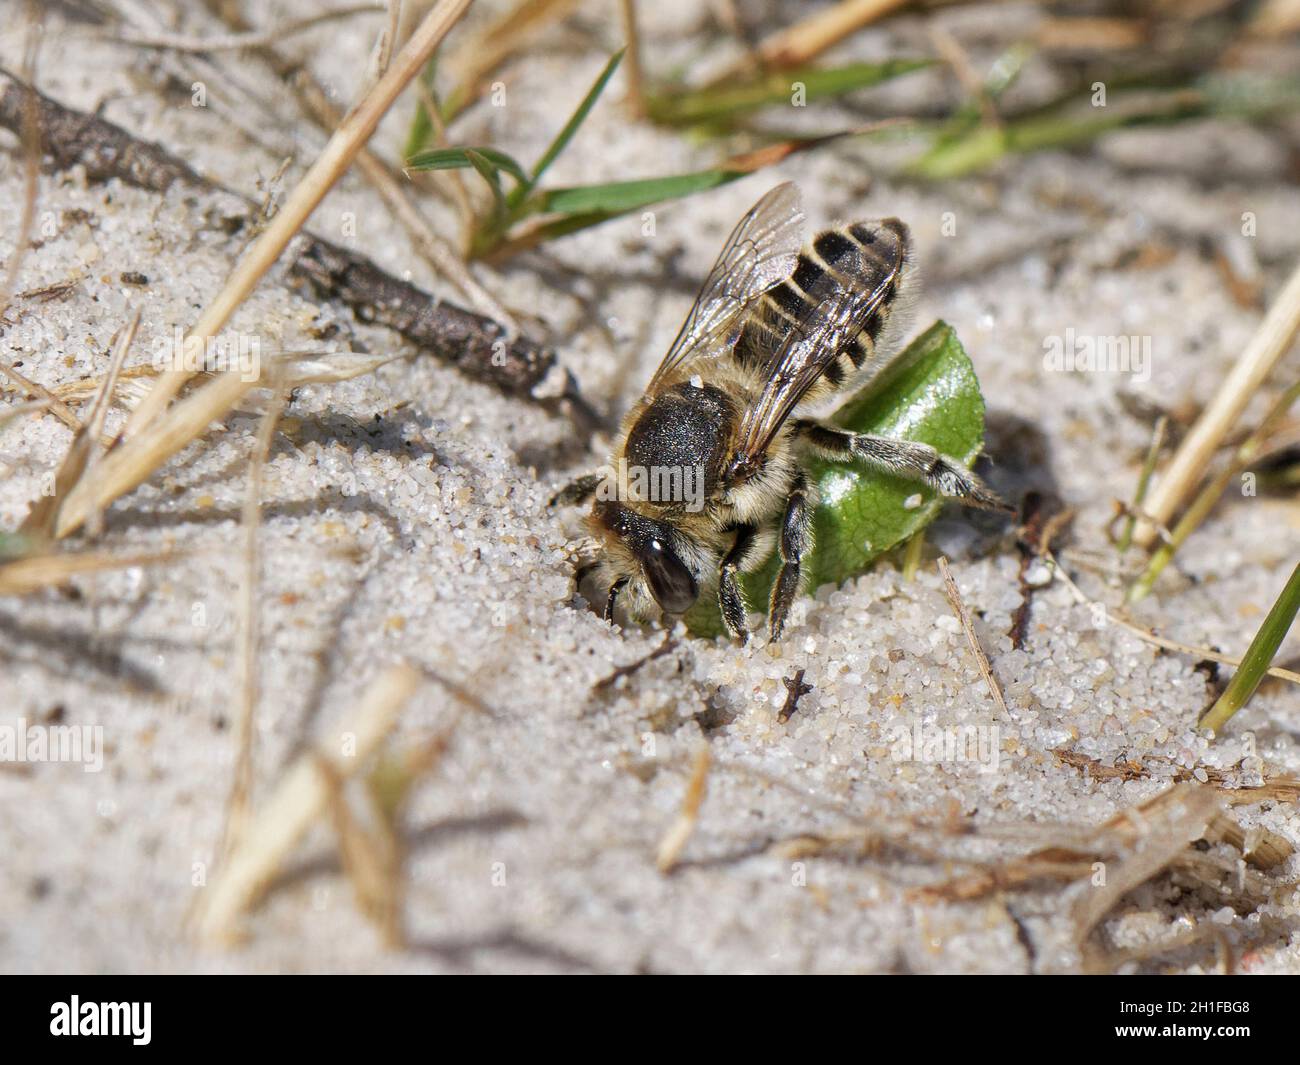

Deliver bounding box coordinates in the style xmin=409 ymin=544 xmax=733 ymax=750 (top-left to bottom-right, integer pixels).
xmin=794 ymin=421 xmax=1010 ymax=511
xmin=718 ymin=523 xmax=757 ymax=643
xmin=769 ymin=472 xmax=812 ymax=642
xmin=548 ymin=471 xmax=603 ymax=508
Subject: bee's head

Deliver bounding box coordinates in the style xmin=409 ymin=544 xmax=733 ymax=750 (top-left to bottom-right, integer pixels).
xmin=585 ymin=499 xmax=700 ymax=622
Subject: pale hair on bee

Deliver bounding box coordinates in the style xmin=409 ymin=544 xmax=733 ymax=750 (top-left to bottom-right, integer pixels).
xmin=552 ymin=182 xmax=1007 ymax=643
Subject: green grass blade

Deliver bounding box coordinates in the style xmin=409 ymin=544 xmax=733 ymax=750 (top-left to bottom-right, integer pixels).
xmin=1118 ymin=415 xmax=1167 ymax=553
xmin=518 ymin=48 xmax=625 ymax=202
xmin=484 ymin=169 xmax=750 ymax=257
xmin=405 ymin=145 xmax=529 ymax=185
xmin=480 ymin=129 xmax=871 ymax=258
xmin=647 ymin=58 xmax=929 ymax=125
xmin=1128 ymin=382 xmax=1300 ymax=603
xmin=535 ymin=169 xmax=743 ymax=216
xmin=910 ymin=74 xmax=1300 ymax=180
xmin=1198 ymin=72 xmax=1300 ymax=117
xmin=1199 ymin=563 xmax=1300 ymax=735
xmin=402 ymin=58 xmax=441 ymax=161
xmin=464 ymin=148 xmax=506 ymax=199
xmin=908 ymin=103 xmax=1154 ymax=180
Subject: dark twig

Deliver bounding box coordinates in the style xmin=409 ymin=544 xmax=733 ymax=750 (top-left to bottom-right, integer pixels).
xmin=1010 ymin=492 xmax=1047 ymax=651
xmin=0 ymin=67 xmax=599 ymax=428
xmin=777 ymin=668 xmax=812 ymax=724
xmin=592 ymin=634 xmax=679 ymax=694
xmin=1010 ymin=492 xmax=1071 ymax=651
xmin=196 ymin=0 xmax=521 ymax=329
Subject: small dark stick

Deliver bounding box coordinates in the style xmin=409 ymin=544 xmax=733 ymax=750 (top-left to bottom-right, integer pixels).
xmin=1009 ymin=491 xmax=1047 ymax=651
xmin=1010 ymin=492 xmax=1070 ymax=651
xmin=591 ymin=633 xmax=676 ymax=694
xmin=778 ymin=668 xmax=812 ymax=724
xmin=0 ymin=68 xmax=599 ymax=429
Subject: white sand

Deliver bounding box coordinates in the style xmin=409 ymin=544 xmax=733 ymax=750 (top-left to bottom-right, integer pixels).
xmin=1 ymin=2 xmax=1297 ymax=973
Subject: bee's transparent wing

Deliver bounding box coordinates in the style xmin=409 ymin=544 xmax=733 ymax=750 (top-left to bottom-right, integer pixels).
xmin=647 ymin=182 xmax=805 ymax=388
xmin=731 ymin=241 xmax=903 ymax=477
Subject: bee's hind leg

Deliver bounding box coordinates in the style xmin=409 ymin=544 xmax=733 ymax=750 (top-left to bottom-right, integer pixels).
xmin=794 ymin=421 xmax=1010 ymax=512
xmin=549 ymin=471 xmax=603 ymax=508
xmin=769 ymin=472 xmax=812 ymax=642
xmin=719 ymin=524 xmax=758 ymax=643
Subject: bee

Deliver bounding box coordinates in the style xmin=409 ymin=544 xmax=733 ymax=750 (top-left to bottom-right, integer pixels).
xmin=553 ymin=183 xmax=1005 ymax=643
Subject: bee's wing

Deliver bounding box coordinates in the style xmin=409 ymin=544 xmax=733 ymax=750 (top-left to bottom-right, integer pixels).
xmin=730 ymin=229 xmax=905 ymax=476
xmin=647 ymin=182 xmax=805 ymax=388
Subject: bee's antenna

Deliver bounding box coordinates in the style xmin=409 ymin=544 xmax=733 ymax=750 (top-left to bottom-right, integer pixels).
xmin=604 ymin=577 xmax=629 ymax=622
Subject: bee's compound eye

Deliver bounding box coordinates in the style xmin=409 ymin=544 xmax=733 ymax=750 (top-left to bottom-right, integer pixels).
xmin=642 ymin=539 xmax=698 ymax=615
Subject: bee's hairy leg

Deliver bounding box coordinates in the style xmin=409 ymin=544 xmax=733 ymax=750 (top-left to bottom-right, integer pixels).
xmin=719 ymin=523 xmax=758 ymax=644
xmin=605 ymin=576 xmax=629 ymax=622
xmin=769 ymin=472 xmax=812 ymax=642
xmin=549 ymin=471 xmax=603 ymax=508
xmin=794 ymin=421 xmax=1010 ymax=512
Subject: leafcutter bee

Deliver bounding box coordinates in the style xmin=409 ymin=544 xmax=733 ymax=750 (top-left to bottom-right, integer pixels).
xmin=553 ymin=182 xmax=1005 ymax=643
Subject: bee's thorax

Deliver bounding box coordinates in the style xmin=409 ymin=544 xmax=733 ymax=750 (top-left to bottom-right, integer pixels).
xmin=622 ymin=381 xmax=734 ymax=501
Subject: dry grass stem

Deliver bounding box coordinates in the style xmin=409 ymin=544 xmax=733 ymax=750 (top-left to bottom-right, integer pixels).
xmin=220 ymin=386 xmax=288 ymax=858
xmin=710 ymin=0 xmax=908 ymax=82
xmin=619 ymin=0 xmax=646 ymax=117
xmin=1135 ymin=257 xmax=1300 ymax=546
xmin=1054 ymin=747 xmax=1300 ymax=808
xmin=0 ymin=398 xmax=52 ymax=426
xmin=321 ymin=758 xmax=405 ymax=947
xmin=81 ymin=309 xmax=140 ymax=499
xmin=48 ymin=0 xmax=472 ymax=538
xmin=21 ymin=308 xmax=140 ymax=540
xmin=656 ymin=745 xmax=712 ymax=873
xmin=0 ymin=364 xmax=80 ymax=434
xmin=1118 ymin=414 xmax=1167 ymax=552
xmin=0 ymin=9 xmax=42 ymax=322
xmin=441 ymin=0 xmax=579 ymax=113
xmin=109 ymin=4 xmax=388 ymax=53
xmin=937 ymin=555 xmax=1010 ymax=718
xmin=1035 ymin=17 xmax=1147 ymax=51
xmin=1251 ymin=0 xmax=1300 ymax=36
xmin=0 ymin=549 xmax=180 ymax=595
xmin=123 ymin=0 xmax=472 ymax=439
xmin=194 ymin=664 xmax=422 ymax=947
xmin=54 ymin=369 xmax=260 ymax=538
xmin=1073 ymin=785 xmax=1222 ymax=945
xmin=1048 ymin=551 xmax=1300 ymax=685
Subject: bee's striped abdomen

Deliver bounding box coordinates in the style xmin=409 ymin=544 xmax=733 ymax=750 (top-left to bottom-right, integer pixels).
xmin=731 ymin=218 xmax=910 ymax=402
